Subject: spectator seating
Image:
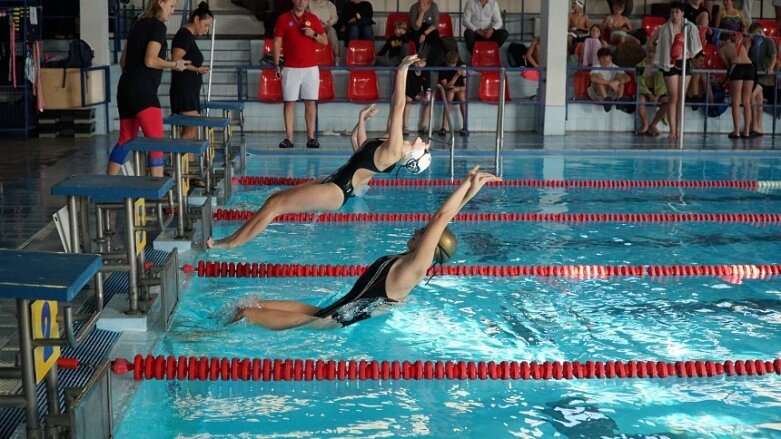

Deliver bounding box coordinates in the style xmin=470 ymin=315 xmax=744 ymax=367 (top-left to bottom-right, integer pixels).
xmin=315 ymin=43 xmax=335 ymax=102
xmin=756 ymin=18 xmax=778 ymax=37
xmin=263 ymin=38 xmax=282 ymax=58
xmin=573 ymin=70 xmax=591 ymax=99
xmin=437 ymin=13 xmax=453 ymax=38
xmin=642 ymin=16 xmax=665 ymax=37
xmin=385 ymin=12 xmax=409 ymax=39
xmin=471 ymin=41 xmax=501 ymax=67
xmin=315 ymin=43 xmax=334 ymax=65
xmin=258 ymin=69 xmax=282 ymax=102
xmin=346 ymin=40 xmax=378 ymax=102
xmin=479 ymin=71 xmax=511 ymax=102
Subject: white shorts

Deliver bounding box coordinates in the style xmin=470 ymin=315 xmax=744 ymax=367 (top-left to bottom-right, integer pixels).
xmin=281 ymin=66 xmax=319 ymax=101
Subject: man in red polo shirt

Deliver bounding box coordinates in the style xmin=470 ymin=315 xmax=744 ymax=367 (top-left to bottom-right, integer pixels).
xmin=273 ymin=0 xmax=328 ymax=148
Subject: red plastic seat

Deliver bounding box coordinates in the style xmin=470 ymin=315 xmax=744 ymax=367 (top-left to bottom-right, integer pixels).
xmin=315 ymin=43 xmax=334 ymax=66
xmin=698 ymin=25 xmax=710 ymax=47
xmin=263 ymin=38 xmax=281 ymax=57
xmin=385 ymin=12 xmax=410 ymax=39
xmin=258 ymin=69 xmax=282 ymax=102
xmin=703 ymin=43 xmax=726 ymax=70
xmin=756 ymin=18 xmax=777 ymax=37
xmin=478 ymin=72 xmax=511 ymax=103
xmin=642 ymin=16 xmax=665 ymax=37
xmin=573 ymin=70 xmax=591 ymax=99
xmin=348 ymin=70 xmax=379 ymax=102
xmin=319 ymin=70 xmax=334 ymax=101
xmin=471 ymin=41 xmax=500 ymax=67
xmin=437 ymin=14 xmax=453 ymax=38
xmin=346 ymin=40 xmax=376 ymax=66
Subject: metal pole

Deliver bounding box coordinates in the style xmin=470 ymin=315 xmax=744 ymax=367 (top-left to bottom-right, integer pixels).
xmin=17 ymin=299 xmax=42 ymax=437
xmin=67 ymin=196 xmax=80 ymax=254
xmin=175 ymin=153 xmax=186 ymax=238
xmin=125 ymin=197 xmax=140 ymax=313
xmin=206 ymin=17 xmax=216 ymax=117
xmin=495 ymin=69 xmax=506 ymax=176
xmin=679 ymin=22 xmax=688 ymax=150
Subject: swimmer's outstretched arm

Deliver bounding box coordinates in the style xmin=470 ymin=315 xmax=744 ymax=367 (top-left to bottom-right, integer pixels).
xmin=390 ymin=165 xmax=501 ymax=291
xmin=384 ymin=55 xmax=420 ymax=155
xmin=350 ymin=104 xmax=379 ymax=151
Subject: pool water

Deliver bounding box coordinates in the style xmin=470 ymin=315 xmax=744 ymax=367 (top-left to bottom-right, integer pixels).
xmin=115 ymin=153 xmax=781 ymax=438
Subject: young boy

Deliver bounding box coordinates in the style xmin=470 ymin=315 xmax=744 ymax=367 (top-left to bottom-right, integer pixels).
xmin=377 ymin=20 xmax=409 ymax=67
xmin=588 ymin=47 xmax=630 ymax=111
xmin=601 ymin=0 xmax=634 ymax=46
xmin=403 ymin=56 xmax=431 ymax=135
xmin=437 ymin=51 xmax=468 ymax=136
xmin=568 ymin=0 xmax=591 ymax=53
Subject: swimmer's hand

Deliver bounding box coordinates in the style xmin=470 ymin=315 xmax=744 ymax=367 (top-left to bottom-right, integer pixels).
xmin=399 ymin=54 xmax=419 ymax=70
xmin=463 ymin=165 xmax=501 ymax=200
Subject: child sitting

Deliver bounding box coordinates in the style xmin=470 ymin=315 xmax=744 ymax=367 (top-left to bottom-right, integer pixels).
xmin=377 ymin=20 xmax=409 ymax=67
xmin=437 ymin=51 xmax=468 ymax=136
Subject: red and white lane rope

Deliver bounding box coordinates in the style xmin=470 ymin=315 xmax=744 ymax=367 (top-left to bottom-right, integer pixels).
xmin=182 ymin=261 xmax=780 ymax=280
xmin=212 ymin=210 xmax=781 ymax=224
xmin=112 ymin=355 xmax=781 ymax=382
xmin=233 ymin=176 xmax=781 ymax=190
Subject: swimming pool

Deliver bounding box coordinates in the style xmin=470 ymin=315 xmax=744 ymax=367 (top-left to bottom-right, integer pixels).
xmin=114 ymin=153 xmax=781 ymax=438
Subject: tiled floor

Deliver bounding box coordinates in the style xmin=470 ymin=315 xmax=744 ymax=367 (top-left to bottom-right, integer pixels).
xmin=1 ymin=131 xmax=780 ymax=250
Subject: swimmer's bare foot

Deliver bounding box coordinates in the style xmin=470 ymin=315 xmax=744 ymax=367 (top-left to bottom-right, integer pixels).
xmin=232 ymin=307 xmax=246 ymax=323
xmin=206 ymin=237 xmax=230 ymax=249
xmin=360 ymin=104 xmax=378 ymax=120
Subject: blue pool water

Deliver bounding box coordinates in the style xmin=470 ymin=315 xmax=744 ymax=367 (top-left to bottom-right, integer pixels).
xmin=115 ymin=153 xmax=781 ymax=438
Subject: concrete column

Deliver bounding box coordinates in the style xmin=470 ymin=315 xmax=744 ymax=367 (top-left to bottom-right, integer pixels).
xmin=540 ymin=0 xmax=569 ymax=135
xmin=80 ymin=0 xmax=110 ymax=134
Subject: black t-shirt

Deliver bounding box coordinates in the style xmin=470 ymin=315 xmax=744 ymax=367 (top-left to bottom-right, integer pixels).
xmin=171 ymin=27 xmax=203 ymax=91
xmin=684 ymin=4 xmax=708 ymax=25
xmin=438 ymin=63 xmax=466 ymax=88
xmin=406 ymin=70 xmax=431 ymax=99
xmin=117 ymin=17 xmax=167 ymax=117
xmin=378 ymin=34 xmax=408 ymax=57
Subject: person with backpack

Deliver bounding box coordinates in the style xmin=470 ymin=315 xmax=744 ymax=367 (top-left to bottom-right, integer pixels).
xmin=169 ymin=2 xmax=213 ymax=141
xmin=107 ymin=0 xmax=188 ymax=177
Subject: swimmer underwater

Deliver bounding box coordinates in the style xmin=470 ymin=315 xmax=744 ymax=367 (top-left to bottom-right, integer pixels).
xmin=208 ymin=54 xmax=434 ymax=249
xmin=234 ymin=165 xmax=501 ymax=329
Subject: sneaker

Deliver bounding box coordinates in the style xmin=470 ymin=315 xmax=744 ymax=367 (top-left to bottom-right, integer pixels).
xmin=603 ymin=103 xmax=612 ymax=112
xmin=279 ymin=138 xmax=294 ymax=148
xmin=459 ymin=128 xmax=469 ymax=137
xmin=436 ymin=128 xmax=447 ymax=136
xmin=402 ymin=127 xmax=410 ymax=136
xmin=306 ymin=138 xmax=320 ymax=149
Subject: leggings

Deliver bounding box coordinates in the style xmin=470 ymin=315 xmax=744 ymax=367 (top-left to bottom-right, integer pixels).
xmin=109 ymin=107 xmax=166 ymax=167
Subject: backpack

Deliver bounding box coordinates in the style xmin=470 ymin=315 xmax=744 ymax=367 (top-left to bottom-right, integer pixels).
xmin=507 ymin=42 xmax=528 ymax=67
xmin=707 ymin=83 xmax=730 ymax=118
xmin=65 ymin=39 xmax=94 ymax=68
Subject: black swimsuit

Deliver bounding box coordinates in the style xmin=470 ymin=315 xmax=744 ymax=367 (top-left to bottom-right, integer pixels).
xmin=313 ymin=255 xmax=399 ymax=326
xmin=323 ymin=138 xmax=396 ymax=205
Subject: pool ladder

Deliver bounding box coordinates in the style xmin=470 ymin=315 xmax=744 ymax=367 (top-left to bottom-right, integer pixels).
xmin=426 ymin=71 xmax=507 ymax=179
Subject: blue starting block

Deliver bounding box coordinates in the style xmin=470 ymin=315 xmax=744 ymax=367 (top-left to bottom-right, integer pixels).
xmin=203 ymin=100 xmax=245 ymax=135
xmin=0 ymin=249 xmax=102 ymax=436
xmin=52 ymin=175 xmax=173 ymax=314
xmin=125 ymin=138 xmax=209 ymax=238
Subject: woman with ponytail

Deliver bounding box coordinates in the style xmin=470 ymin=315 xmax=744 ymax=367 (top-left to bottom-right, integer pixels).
xmin=170 ymin=2 xmax=213 ymax=140
xmin=107 ymin=0 xmax=188 ymax=177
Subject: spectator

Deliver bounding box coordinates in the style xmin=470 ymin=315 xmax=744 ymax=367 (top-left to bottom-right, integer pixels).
xmin=588 ymin=47 xmax=630 ymax=111
xmin=685 ymin=0 xmax=710 ymax=27
xmin=523 ymin=36 xmax=542 ymax=80
xmin=273 ymin=0 xmax=328 ymax=149
xmin=170 ymin=2 xmax=213 ymax=141
xmin=718 ymin=31 xmax=760 ymax=138
xmin=309 ymin=0 xmax=340 ymax=63
xmin=601 ymin=0 xmax=637 ymax=46
xmin=339 ymin=0 xmax=374 ymax=48
xmin=714 ymin=0 xmax=748 ymax=35
xmin=685 ymin=52 xmax=708 ymax=107
xmin=462 ymin=0 xmax=508 ymax=55
xmin=437 ymin=51 xmax=468 ymax=136
xmin=748 ymin=22 xmax=776 ymax=133
xmin=410 ymin=0 xmax=443 ymax=65
xmin=377 ymin=20 xmax=409 ymax=67
xmin=108 ymin=0 xmax=187 ymax=177
xmin=403 ymin=56 xmax=432 ymax=135
xmin=605 ymin=0 xmax=633 ymax=17
xmin=580 ymin=24 xmax=606 ymax=66
xmin=649 ymin=1 xmax=702 ymax=140
xmin=568 ymin=0 xmax=591 ymax=54
xmin=636 ymin=44 xmax=668 ymax=136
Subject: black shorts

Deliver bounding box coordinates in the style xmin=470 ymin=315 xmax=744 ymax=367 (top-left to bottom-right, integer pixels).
xmin=662 ymin=59 xmax=693 ymax=77
xmin=728 ymin=63 xmax=756 ymax=82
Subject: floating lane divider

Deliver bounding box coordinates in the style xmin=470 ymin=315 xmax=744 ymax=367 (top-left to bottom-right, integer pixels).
xmin=182 ymin=261 xmax=781 ymax=280
xmin=213 ymin=210 xmax=781 ymax=224
xmin=112 ymin=355 xmax=781 ymax=382
xmin=233 ymin=176 xmax=781 ymax=190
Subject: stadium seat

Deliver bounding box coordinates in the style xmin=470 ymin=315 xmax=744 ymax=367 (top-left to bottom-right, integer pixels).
xmin=703 ymin=43 xmax=726 ymax=70
xmin=348 ymin=70 xmax=379 ymax=102
xmin=478 ymin=71 xmax=511 ymax=103
xmin=573 ymin=70 xmax=591 ymax=99
xmin=315 ymin=43 xmax=334 ymax=66
xmin=346 ymin=40 xmax=376 ymax=66
xmin=258 ymin=69 xmax=282 ymax=102
xmin=263 ymin=38 xmax=281 ymax=57
xmin=385 ymin=12 xmax=410 ymax=39
xmin=698 ymin=25 xmax=710 ymax=47
xmin=756 ymin=18 xmax=777 ymax=37
xmin=437 ymin=14 xmax=453 ymax=37
xmin=319 ymin=70 xmax=334 ymax=101
xmin=642 ymin=16 xmax=665 ymax=37
xmin=471 ymin=41 xmax=500 ymax=67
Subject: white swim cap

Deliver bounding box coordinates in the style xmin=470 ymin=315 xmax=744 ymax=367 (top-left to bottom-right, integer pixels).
xmin=400 ymin=147 xmax=431 ymax=174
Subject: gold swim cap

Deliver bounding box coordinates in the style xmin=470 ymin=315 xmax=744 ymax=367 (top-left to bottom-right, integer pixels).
xmin=433 ymin=226 xmax=457 ymax=264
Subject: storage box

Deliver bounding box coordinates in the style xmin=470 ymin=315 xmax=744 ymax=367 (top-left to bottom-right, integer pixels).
xmin=41 ymin=68 xmax=106 ymax=110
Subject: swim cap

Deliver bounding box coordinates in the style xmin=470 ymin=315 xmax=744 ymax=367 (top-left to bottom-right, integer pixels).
xmin=433 ymin=226 xmax=457 ymax=264
xmin=400 ymin=147 xmax=432 ymax=174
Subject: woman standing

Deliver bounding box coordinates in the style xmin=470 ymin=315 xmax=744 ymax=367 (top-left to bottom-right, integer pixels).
xmin=714 ymin=0 xmax=748 ymax=36
xmin=409 ymin=0 xmax=442 ymax=65
xmin=108 ymin=0 xmax=188 ymax=177
xmin=170 ymin=2 xmax=213 ymax=140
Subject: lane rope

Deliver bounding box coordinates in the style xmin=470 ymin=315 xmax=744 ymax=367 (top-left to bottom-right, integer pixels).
xmin=212 ymin=210 xmax=781 ymax=224
xmin=182 ymin=261 xmax=781 ymax=281
xmin=233 ymin=176 xmax=781 ymax=190
xmin=112 ymin=355 xmax=781 ymax=382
